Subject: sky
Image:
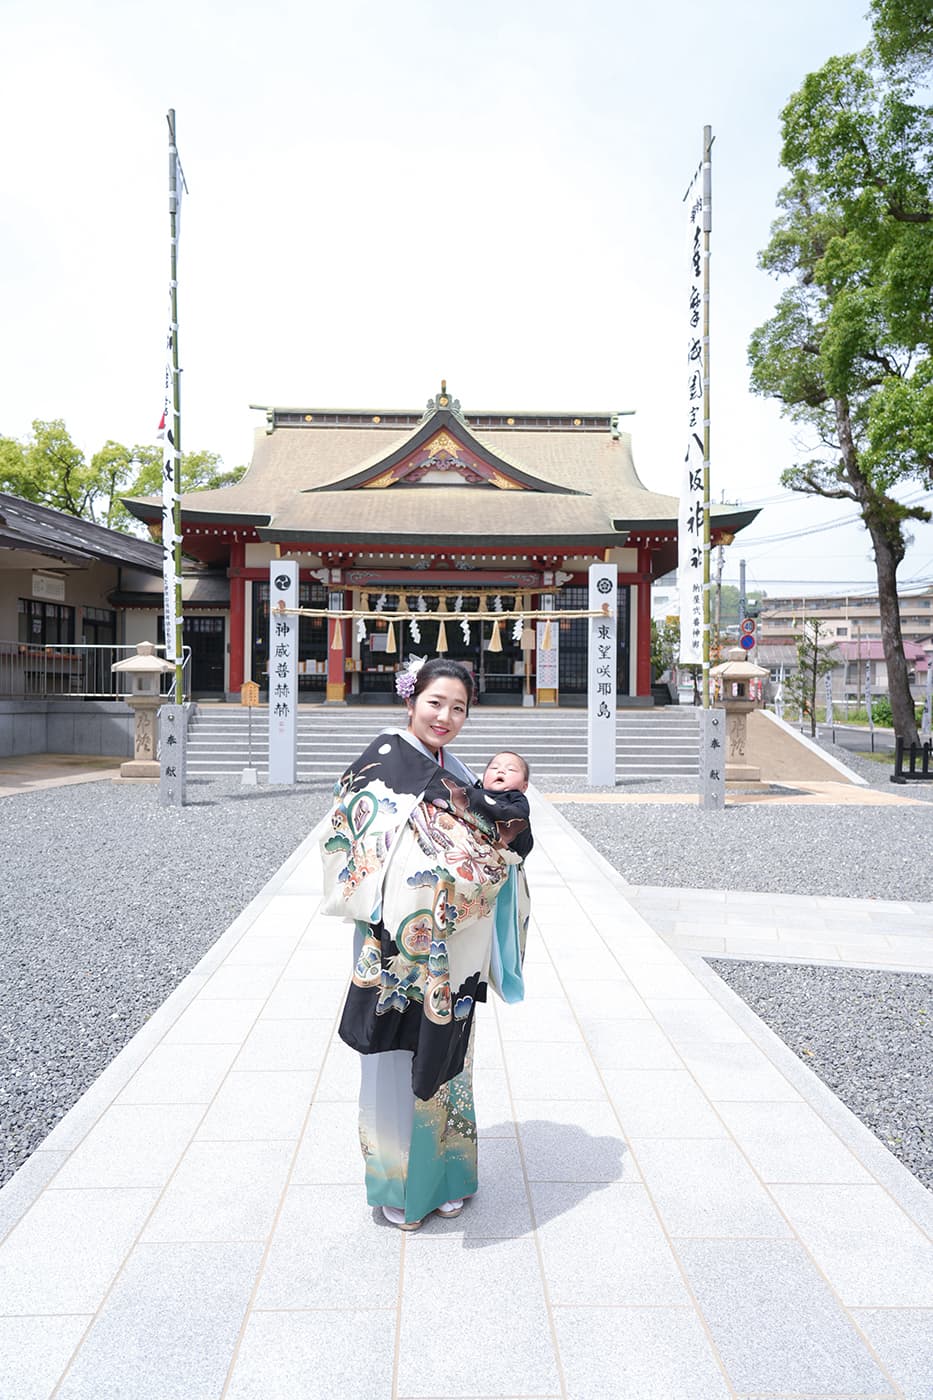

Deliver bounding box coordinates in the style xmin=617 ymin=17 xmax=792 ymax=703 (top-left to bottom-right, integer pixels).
xmin=2 ymin=0 xmax=931 ymax=600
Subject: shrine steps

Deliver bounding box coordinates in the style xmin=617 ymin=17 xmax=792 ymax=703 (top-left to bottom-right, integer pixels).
xmin=184 ymin=705 xmax=701 ymax=781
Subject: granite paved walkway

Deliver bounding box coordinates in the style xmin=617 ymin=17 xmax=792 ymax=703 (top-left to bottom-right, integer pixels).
xmin=1 ymin=797 xmax=932 ymax=1399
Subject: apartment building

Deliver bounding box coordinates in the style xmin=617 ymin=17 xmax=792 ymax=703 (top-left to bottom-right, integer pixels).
xmin=759 ymin=586 xmax=933 ymax=647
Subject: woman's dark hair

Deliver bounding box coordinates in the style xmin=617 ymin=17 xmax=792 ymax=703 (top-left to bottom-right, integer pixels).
xmin=411 ymin=658 xmax=475 ymax=712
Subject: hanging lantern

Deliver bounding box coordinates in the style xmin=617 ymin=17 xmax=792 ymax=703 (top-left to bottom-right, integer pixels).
xmin=330 ymin=619 xmax=343 ymax=652
xmin=437 ymin=618 xmax=448 ymax=652
xmin=386 ymin=621 xmax=397 ymax=653
xmin=488 ymin=619 xmax=503 ymax=652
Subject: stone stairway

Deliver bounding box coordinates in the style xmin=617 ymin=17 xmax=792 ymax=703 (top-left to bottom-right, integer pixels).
xmin=185 ymin=704 xmax=700 ymax=781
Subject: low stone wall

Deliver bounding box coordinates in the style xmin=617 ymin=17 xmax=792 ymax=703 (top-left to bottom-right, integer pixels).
xmin=0 ymin=700 xmax=134 ymax=759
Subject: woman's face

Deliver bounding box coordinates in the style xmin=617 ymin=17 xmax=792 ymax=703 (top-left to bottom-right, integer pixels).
xmin=406 ymin=677 xmax=469 ymax=753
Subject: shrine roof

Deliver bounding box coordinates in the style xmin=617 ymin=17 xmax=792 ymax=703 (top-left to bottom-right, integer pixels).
xmin=121 ymin=394 xmax=758 ymax=542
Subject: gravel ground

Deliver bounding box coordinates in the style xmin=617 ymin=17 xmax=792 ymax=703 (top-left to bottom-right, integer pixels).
xmin=556 ymin=797 xmax=933 ymax=900
xmin=707 ymin=959 xmax=933 ymax=1191
xmin=0 ymin=777 xmax=332 ymax=1188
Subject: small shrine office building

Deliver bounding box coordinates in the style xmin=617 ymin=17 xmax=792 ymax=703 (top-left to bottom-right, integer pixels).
xmin=123 ymin=387 xmax=756 ymax=704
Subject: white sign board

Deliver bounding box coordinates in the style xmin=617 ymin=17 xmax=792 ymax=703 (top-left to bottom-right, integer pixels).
xmin=587 ymin=563 xmax=617 ymax=785
xmin=699 ymin=707 xmax=726 ymax=810
xmin=268 ymin=561 xmax=298 ymax=785
xmin=536 ymin=598 xmax=558 ymax=700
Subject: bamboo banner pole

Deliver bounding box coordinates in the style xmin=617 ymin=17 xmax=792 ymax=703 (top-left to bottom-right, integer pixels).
xmin=701 ymin=123 xmax=713 ymax=708
xmin=167 ymin=109 xmax=184 ymax=704
xmin=279 ymin=606 xmax=613 ymax=622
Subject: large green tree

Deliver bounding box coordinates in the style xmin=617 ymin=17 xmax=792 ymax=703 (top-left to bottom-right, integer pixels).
xmin=0 ymin=420 xmax=245 ymax=534
xmin=748 ymin=18 xmax=932 ymax=745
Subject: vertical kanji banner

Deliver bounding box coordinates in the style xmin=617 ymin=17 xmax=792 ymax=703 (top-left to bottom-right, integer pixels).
xmin=268 ymin=561 xmax=298 ymax=784
xmin=680 ymin=159 xmax=705 ymax=666
xmin=587 ymin=563 xmax=617 ymax=785
xmin=159 ymin=321 xmax=179 ymax=661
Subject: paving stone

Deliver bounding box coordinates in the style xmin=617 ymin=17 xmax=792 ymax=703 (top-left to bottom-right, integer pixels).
xmin=142 ymin=1140 xmax=295 ymax=1243
xmin=226 ymin=1308 xmax=396 ymax=1400
xmin=115 ymin=1044 xmax=239 ymax=1106
xmin=676 ymin=1237 xmax=891 ymax=1394
xmin=0 ymin=1151 xmax=70 ymax=1242
xmin=223 ymin=933 xmax=304 ymax=966
xmin=398 ymin=1236 xmax=559 ymax=1396
xmin=0 ymin=1315 xmax=92 ymax=1400
xmin=291 ymin=1100 xmax=365 ymax=1185
xmin=714 ymin=1100 xmax=873 ymax=1184
xmin=51 ymin=1103 xmax=204 ymax=1190
xmin=561 ymin=978 xmax=651 ymax=1020
xmin=498 ymin=996 xmax=583 ymax=1043
xmin=254 ymin=1183 xmax=401 ymax=1310
xmin=308 ymin=1035 xmax=361 ymax=1102
xmin=770 ymin=1184 xmax=933 ymax=1307
xmin=602 ymin=1068 xmax=727 ymax=1139
xmin=515 ymin=1099 xmax=639 ymax=1183
xmin=199 ymin=963 xmax=283 ymax=1000
xmin=532 ymin=1181 xmax=687 ymax=1305
xmin=195 ymin=1070 xmax=314 ymax=1141
xmin=644 ymin=997 xmax=748 ymax=1045
xmin=581 ymin=1019 xmax=683 ymax=1070
xmin=552 ymin=1305 xmax=731 ymax=1399
xmin=675 ymin=1039 xmax=802 ymax=1101
xmin=501 ymin=1041 xmax=605 ymax=1099
xmin=261 ymin=978 xmax=346 ymax=1017
xmin=54 ymin=1242 xmax=263 ymax=1400
xmin=632 ymin=1139 xmax=792 ymax=1238
xmin=0 ymin=1188 xmax=158 ymax=1314
xmin=851 ymin=1308 xmax=933 ymax=1400
xmin=163 ymin=997 xmax=265 ymax=1045
xmin=233 ymin=1018 xmax=333 ymax=1072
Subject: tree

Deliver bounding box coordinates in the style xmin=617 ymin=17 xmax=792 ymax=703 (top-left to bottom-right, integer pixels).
xmin=785 ymin=620 xmax=838 ymax=736
xmin=869 ymin=0 xmax=933 ymax=74
xmin=650 ymin=618 xmax=680 ymax=678
xmin=748 ymin=23 xmax=933 ymax=746
xmin=0 ymin=420 xmax=245 ymax=533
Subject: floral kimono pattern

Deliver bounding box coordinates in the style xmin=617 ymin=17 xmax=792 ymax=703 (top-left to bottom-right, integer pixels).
xmin=321 ymin=732 xmax=529 ymax=1102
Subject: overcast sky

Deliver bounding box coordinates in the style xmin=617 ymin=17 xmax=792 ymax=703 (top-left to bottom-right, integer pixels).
xmin=3 ymin=0 xmax=931 ymax=599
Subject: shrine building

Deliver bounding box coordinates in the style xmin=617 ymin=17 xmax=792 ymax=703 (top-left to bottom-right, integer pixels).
xmin=123 ymin=385 xmax=757 ymax=704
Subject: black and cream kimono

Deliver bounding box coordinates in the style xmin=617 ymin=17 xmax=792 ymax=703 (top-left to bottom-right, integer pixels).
xmin=319 ymin=730 xmax=530 ymax=1222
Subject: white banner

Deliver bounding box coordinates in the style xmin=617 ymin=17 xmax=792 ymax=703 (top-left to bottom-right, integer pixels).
xmin=824 ymin=670 xmax=834 ymax=725
xmin=865 ymin=659 xmax=874 ymax=731
xmin=159 ymin=142 xmax=185 ymax=663
xmin=268 ymin=562 xmax=298 ymax=784
xmin=679 ymin=162 xmax=705 ymax=665
xmin=922 ymin=657 xmax=932 ymax=737
xmin=587 ymin=564 xmax=617 ymax=785
xmin=159 ymin=319 xmax=179 ymax=662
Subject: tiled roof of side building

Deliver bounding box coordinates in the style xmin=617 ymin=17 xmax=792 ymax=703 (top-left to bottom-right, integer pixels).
xmin=0 ymin=492 xmax=164 ymax=571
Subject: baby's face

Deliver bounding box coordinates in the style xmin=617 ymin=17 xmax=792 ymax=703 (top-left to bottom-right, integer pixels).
xmin=483 ymin=753 xmax=527 ymax=792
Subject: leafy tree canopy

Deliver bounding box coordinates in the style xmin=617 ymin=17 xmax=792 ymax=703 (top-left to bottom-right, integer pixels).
xmin=0 ymin=420 xmax=245 ymax=534
xmin=747 ymin=9 xmax=932 ymax=743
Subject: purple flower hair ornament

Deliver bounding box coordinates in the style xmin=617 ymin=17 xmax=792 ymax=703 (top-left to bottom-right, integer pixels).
xmin=395 ymin=654 xmax=427 ymax=699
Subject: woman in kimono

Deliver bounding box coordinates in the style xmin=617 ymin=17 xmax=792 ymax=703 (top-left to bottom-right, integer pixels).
xmin=319 ymin=657 xmax=529 ymax=1230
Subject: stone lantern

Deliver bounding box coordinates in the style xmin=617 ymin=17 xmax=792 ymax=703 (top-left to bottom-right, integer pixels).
xmin=111 ymin=641 xmax=175 ymax=781
xmin=709 ymin=646 xmax=770 ymax=785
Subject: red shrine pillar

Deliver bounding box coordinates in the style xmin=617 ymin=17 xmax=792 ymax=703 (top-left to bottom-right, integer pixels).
xmin=636 ymin=546 xmax=653 ymax=697
xmin=326 ymin=589 xmax=347 ymax=703
xmin=228 ymin=538 xmax=246 ymax=694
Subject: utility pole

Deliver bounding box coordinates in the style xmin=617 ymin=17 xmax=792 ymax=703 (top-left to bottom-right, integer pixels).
xmin=738 ymin=558 xmax=747 ymax=627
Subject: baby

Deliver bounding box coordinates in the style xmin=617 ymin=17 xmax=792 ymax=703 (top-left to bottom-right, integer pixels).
xmin=479 ymin=750 xmax=533 ymax=860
